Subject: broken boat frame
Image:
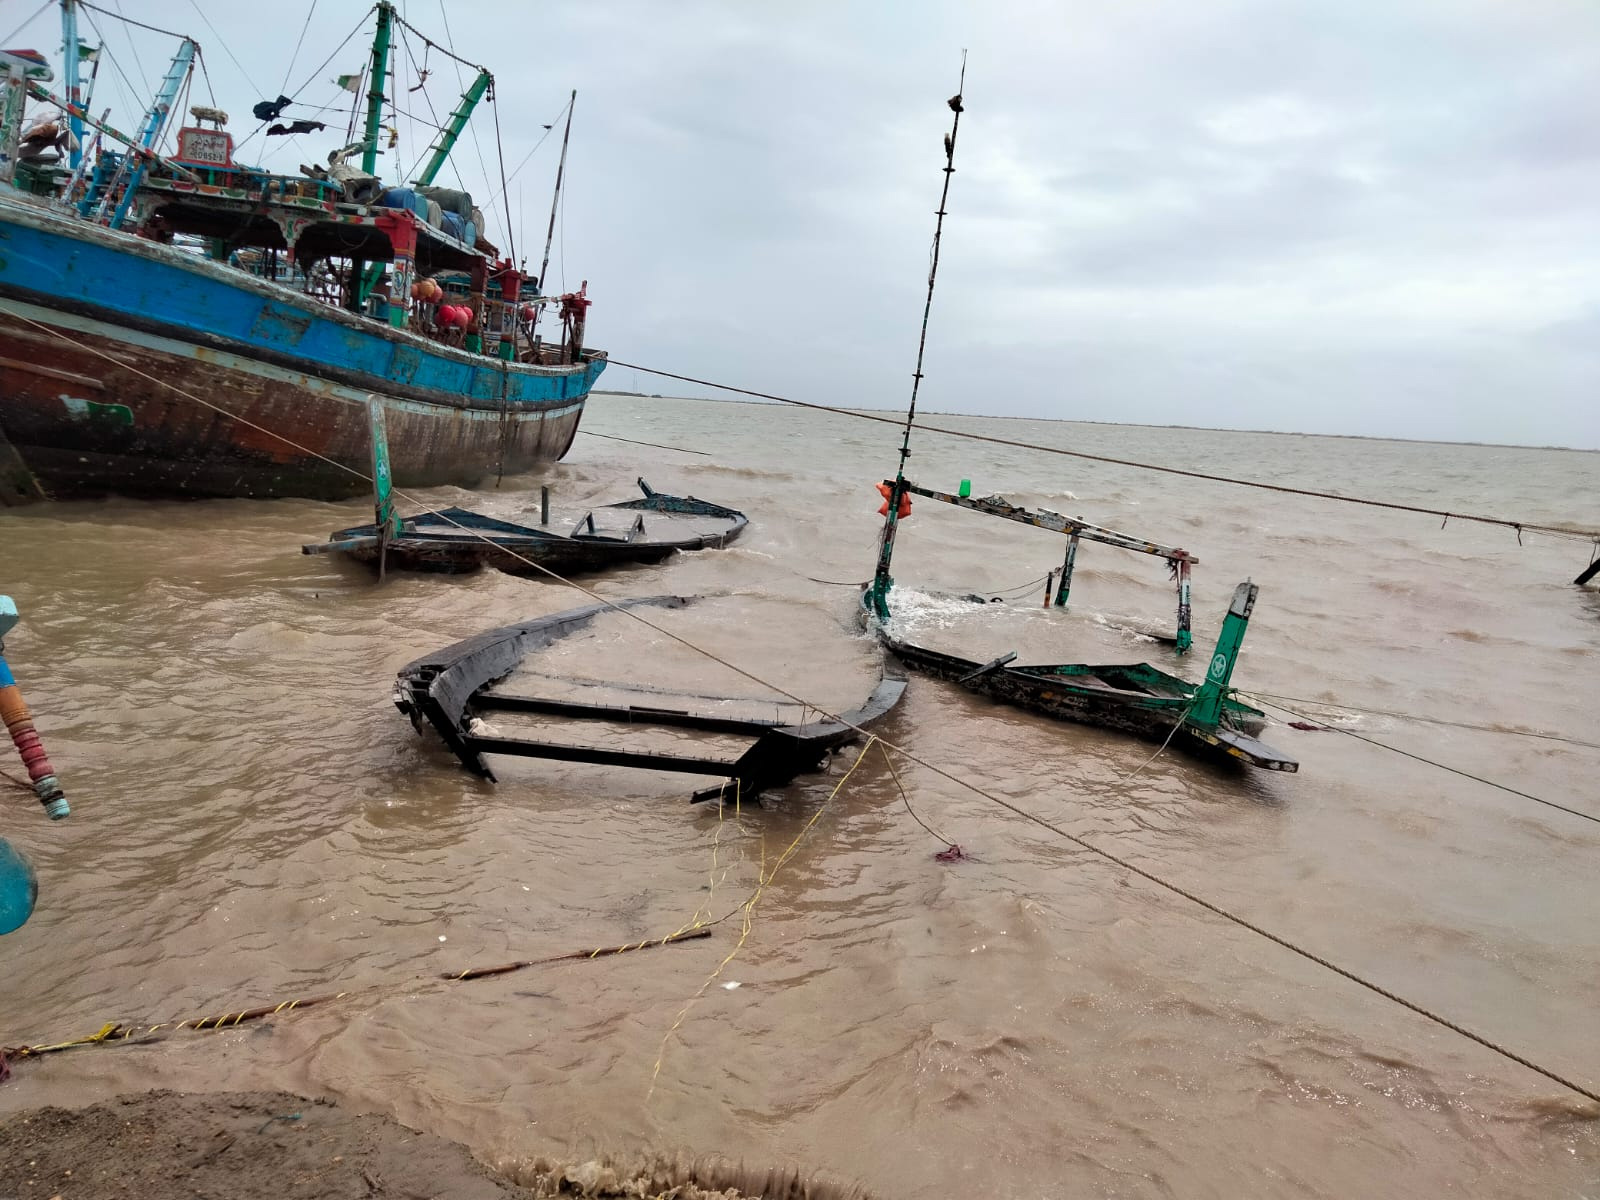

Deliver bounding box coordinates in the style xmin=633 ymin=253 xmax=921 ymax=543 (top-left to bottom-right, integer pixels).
xmin=865 ymin=486 xmax=1297 ymax=771
xmin=394 ymin=596 xmax=906 ymax=801
xmin=889 ymin=480 xmax=1198 ymax=650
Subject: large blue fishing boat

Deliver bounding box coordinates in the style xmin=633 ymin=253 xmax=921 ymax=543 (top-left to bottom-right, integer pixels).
xmin=0 ymin=3 xmax=604 ymax=504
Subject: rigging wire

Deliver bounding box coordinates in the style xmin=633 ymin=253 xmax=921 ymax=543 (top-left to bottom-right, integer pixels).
xmin=105 ymin=0 xmax=150 ymax=98
xmin=490 ymin=82 xmax=516 ymax=264
xmin=482 ymin=97 xmax=570 ymax=209
xmin=436 ymin=0 xmax=497 ymax=244
xmin=1 ymin=1 xmax=52 ymax=47
xmin=193 ymin=45 xmax=215 ymax=106
xmin=278 ymin=0 xmax=319 ymax=97
xmin=604 ymin=362 xmax=1600 ymax=546
xmin=76 ymin=9 xmax=142 ymax=132
xmin=183 ymin=0 xmax=263 ymax=97
xmin=6 ymin=305 xmax=1596 ymax=1107
xmin=233 ymin=6 xmax=372 ymax=158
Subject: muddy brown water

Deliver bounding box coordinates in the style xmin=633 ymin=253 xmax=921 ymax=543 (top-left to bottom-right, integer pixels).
xmin=1 ymin=393 xmax=1597 ymax=1198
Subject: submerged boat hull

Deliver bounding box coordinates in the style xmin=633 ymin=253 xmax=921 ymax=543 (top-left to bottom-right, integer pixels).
xmin=395 ymin=596 xmax=907 ymax=801
xmin=308 ymin=492 xmax=749 ymax=576
xmin=0 ymin=197 xmax=605 ymax=503
xmin=874 ymin=620 xmax=1297 ymax=771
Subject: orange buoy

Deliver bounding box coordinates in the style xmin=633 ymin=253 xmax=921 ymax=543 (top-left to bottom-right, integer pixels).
xmin=875 ymin=481 xmax=912 ymax=518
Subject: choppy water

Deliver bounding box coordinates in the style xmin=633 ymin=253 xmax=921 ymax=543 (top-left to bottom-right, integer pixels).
xmin=1 ymin=393 xmax=1597 ymax=1198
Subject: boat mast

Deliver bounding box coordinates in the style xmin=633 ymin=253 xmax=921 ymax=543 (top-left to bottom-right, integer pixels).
xmin=59 ymin=0 xmax=82 ymax=169
xmin=361 ymin=1 xmax=394 ymax=176
xmin=414 ymin=68 xmax=490 ymax=186
xmin=869 ymin=60 xmax=966 ymax=622
xmin=108 ymin=37 xmax=196 ymax=229
xmin=533 ymin=90 xmax=575 ymax=312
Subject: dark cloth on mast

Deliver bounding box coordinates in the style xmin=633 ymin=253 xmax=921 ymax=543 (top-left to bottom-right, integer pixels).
xmin=268 ymin=120 xmax=328 ymax=136
xmin=253 ymin=95 xmax=294 ymax=122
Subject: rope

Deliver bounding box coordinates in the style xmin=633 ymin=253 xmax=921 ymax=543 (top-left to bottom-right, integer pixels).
xmin=1238 ymin=691 xmax=1600 ymax=752
xmin=605 ymin=361 xmax=1600 ymax=545
xmin=648 ymin=738 xmax=878 ymax=1099
xmin=575 ymin=430 xmax=709 ymax=456
xmin=391 ymin=7 xmax=482 ymax=72
xmin=3 ymin=929 xmax=711 ymax=1064
xmin=75 ymin=0 xmax=187 ymax=42
xmin=10 ymin=311 xmax=1596 ymax=1106
xmin=1249 ymin=697 xmax=1600 ymax=827
xmin=880 ymin=742 xmax=958 ymax=849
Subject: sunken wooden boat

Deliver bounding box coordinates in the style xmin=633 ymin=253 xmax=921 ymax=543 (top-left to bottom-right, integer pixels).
xmin=860 ymin=473 xmax=1297 ymax=771
xmin=866 ymin=580 xmax=1298 ymax=771
xmin=394 ymin=596 xmax=906 ymax=801
xmin=304 ymin=479 xmax=747 ymax=576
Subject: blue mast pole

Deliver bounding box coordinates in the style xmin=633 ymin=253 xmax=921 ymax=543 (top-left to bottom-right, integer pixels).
xmin=60 ymin=0 xmax=82 ymax=169
xmin=108 ymin=37 xmax=196 ymax=230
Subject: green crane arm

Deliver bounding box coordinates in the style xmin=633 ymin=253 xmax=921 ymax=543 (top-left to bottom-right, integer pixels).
xmin=415 ymin=69 xmax=491 ymax=187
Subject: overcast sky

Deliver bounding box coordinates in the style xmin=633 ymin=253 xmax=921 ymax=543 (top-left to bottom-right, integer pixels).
xmin=9 ymin=0 xmax=1600 ymax=447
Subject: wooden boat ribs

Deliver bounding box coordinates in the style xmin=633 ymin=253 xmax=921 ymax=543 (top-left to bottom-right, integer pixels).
xmin=394 ymin=596 xmax=907 ymax=802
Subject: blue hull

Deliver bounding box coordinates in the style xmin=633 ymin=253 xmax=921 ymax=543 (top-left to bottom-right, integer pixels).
xmin=0 ymin=195 xmax=606 ymax=502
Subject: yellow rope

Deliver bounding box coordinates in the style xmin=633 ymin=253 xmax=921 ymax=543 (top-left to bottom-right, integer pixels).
xmin=646 ymin=737 xmax=877 ymax=1101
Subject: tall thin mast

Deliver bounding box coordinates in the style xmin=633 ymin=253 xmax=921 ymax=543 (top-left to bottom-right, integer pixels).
xmin=869 ymin=59 xmax=967 ymax=622
xmin=361 ymin=2 xmax=393 ymax=176
xmin=536 ymin=90 xmax=575 ymax=299
xmin=59 ymin=0 xmax=82 ymax=168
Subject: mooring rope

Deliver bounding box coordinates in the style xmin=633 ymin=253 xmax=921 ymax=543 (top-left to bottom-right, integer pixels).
xmin=1246 ymin=696 xmax=1600 ymax=827
xmin=1238 ymin=690 xmax=1600 ymax=752
xmin=10 ymin=311 xmax=1597 ymax=1106
xmin=648 ymin=737 xmax=880 ymax=1099
xmin=604 ymin=360 xmax=1600 ymax=546
xmin=576 ymin=428 xmax=710 ymax=456
xmin=2 ymin=928 xmax=711 ymax=1064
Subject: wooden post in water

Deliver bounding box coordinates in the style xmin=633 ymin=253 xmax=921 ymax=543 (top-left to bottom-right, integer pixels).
xmin=1053 ymin=531 xmax=1080 ymax=607
xmin=540 ymin=485 xmax=550 ymax=526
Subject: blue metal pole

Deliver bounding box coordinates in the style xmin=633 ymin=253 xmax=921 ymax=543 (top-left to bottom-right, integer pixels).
xmin=108 ymin=38 xmax=195 ymax=229
xmin=60 ymin=0 xmax=82 ymax=169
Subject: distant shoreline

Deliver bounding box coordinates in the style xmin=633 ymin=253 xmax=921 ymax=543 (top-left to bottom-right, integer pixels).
xmin=589 ymin=390 xmax=1599 ymax=455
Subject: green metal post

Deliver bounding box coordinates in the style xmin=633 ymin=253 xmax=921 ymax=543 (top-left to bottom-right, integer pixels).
xmin=868 ymin=478 xmax=907 ymax=622
xmin=361 ymin=2 xmax=393 ymax=176
xmin=415 ymin=70 xmax=490 ymax=186
xmin=1189 ymin=581 xmax=1256 ymax=727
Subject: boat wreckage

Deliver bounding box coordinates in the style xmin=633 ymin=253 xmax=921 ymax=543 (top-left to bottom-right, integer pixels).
xmin=394 ymin=597 xmax=905 ymax=802
xmin=862 ymin=479 xmax=1299 ymax=772
xmin=305 ymin=478 xmax=747 ymax=577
